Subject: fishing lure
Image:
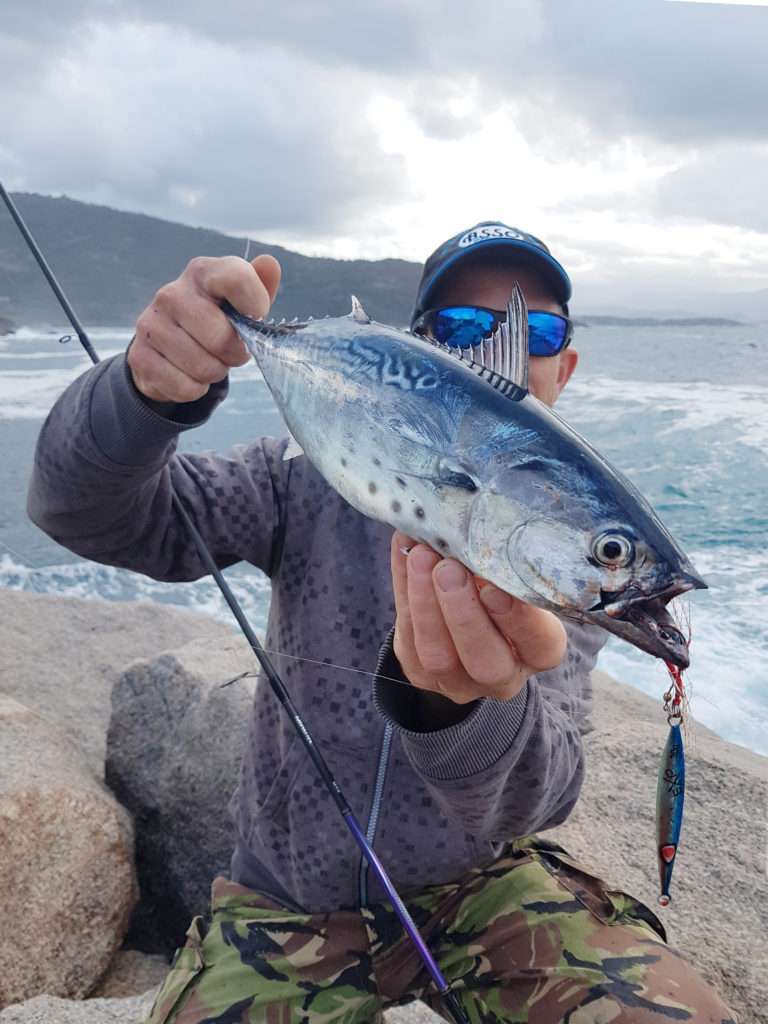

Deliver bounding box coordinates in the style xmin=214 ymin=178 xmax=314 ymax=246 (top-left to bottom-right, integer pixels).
xmin=657 ymin=660 xmax=687 ymax=905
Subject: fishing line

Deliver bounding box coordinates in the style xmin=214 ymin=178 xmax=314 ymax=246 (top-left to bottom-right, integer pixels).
xmin=0 ymin=537 xmax=37 ymax=566
xmin=220 ymin=647 xmax=435 ymax=692
xmin=0 ymin=183 xmax=469 ymax=1024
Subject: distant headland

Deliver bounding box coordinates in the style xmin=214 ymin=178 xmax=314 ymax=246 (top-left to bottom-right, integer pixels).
xmin=574 ymin=315 xmax=743 ymax=328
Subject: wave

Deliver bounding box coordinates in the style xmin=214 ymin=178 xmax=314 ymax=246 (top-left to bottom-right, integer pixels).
xmin=598 ymin=639 xmax=768 ymax=758
xmin=0 ymin=346 xmax=263 ymax=421
xmin=0 ymin=347 xmax=124 ymax=361
xmin=2 ymin=350 xmax=766 ymax=758
xmin=0 ymin=553 xmax=272 ymax=634
xmin=6 ymin=326 xmax=134 ymax=343
xmin=0 ymin=365 xmax=101 ymax=419
xmin=560 ymin=376 xmax=768 ymax=452
xmin=0 ymin=352 xmax=124 ymax=419
xmin=597 ymin=538 xmax=768 ymax=756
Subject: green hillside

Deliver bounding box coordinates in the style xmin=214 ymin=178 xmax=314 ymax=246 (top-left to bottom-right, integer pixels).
xmin=0 ymin=193 xmax=423 ymax=328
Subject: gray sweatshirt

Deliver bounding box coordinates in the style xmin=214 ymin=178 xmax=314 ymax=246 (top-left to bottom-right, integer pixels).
xmin=27 ymin=353 xmax=606 ymax=913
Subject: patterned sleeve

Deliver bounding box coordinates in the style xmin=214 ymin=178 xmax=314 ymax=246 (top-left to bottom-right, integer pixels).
xmin=27 ymin=353 xmax=291 ymax=581
xmin=372 ymin=620 xmax=606 ymax=840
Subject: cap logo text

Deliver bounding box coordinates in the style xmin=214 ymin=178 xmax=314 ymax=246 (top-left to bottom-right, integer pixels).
xmin=458 ymin=225 xmax=527 ymax=248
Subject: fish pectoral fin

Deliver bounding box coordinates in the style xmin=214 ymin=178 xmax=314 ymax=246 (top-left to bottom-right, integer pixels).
xmin=388 ymin=417 xmax=446 ymax=451
xmin=392 ymin=457 xmax=479 ymax=493
xmin=282 ymin=432 xmax=305 ymax=461
xmin=436 ymin=456 xmax=479 ymax=492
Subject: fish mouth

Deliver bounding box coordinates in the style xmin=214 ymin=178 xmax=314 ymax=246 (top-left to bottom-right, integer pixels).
xmin=585 ymin=573 xmax=707 ymax=669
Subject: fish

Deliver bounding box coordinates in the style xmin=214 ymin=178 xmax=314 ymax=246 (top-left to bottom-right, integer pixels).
xmin=222 ymin=287 xmax=706 ymax=668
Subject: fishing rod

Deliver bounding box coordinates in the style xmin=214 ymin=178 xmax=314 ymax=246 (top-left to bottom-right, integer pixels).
xmin=0 ymin=182 xmax=469 ymax=1024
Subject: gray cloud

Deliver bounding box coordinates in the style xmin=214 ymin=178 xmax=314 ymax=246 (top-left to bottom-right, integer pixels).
xmin=2 ymin=0 xmax=767 ymax=286
xmin=1 ymin=20 xmax=407 ymax=238
xmin=7 ymin=0 xmax=767 ymax=148
xmin=654 ymin=145 xmax=768 ymax=233
xmin=527 ymin=0 xmax=767 ymax=146
xmin=128 ymin=0 xmax=768 ymax=147
xmin=122 ymin=0 xmax=768 ymax=147
xmin=402 ymin=94 xmax=479 ymax=142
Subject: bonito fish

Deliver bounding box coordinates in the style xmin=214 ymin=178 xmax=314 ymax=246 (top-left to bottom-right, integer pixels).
xmin=223 ymin=288 xmax=705 ymax=668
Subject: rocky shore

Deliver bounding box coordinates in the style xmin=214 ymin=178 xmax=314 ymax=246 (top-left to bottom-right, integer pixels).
xmin=0 ymin=589 xmax=765 ymax=1023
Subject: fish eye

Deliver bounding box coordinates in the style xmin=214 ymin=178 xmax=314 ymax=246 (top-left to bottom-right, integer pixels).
xmin=592 ymin=532 xmax=635 ymax=568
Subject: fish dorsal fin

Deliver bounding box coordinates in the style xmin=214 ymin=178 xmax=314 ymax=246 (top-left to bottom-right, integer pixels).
xmin=488 ymin=284 xmax=528 ymax=391
xmin=350 ymin=295 xmax=371 ymax=323
xmin=418 ymin=283 xmax=529 ymax=400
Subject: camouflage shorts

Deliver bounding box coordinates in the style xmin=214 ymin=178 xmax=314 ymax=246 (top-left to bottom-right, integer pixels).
xmin=145 ymin=836 xmax=736 ymax=1024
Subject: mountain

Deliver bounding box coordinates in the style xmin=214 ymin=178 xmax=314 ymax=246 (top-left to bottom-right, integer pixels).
xmin=1 ymin=193 xmax=765 ymax=329
xmin=0 ymin=193 xmax=423 ymax=328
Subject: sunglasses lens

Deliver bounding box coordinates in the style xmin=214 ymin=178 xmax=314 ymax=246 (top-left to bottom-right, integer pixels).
xmin=528 ymin=312 xmax=569 ymax=356
xmin=420 ymin=307 xmax=570 ymax=356
xmin=432 ymin=307 xmax=498 ymax=349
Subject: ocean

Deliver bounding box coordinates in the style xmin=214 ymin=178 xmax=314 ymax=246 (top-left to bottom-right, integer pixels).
xmin=1 ymin=321 xmax=766 ymax=756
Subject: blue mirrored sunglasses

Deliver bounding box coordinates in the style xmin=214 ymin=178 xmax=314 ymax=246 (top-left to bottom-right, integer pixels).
xmin=413 ymin=305 xmax=573 ymax=357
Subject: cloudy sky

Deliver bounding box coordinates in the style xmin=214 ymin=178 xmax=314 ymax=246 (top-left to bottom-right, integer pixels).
xmin=2 ymin=0 xmax=767 ymax=312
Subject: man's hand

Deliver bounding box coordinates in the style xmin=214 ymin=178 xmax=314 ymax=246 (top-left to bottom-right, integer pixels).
xmin=128 ymin=254 xmax=282 ymax=403
xmin=391 ymin=531 xmax=567 ymax=709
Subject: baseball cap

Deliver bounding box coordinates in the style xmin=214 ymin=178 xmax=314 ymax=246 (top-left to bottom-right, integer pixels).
xmin=411 ymin=221 xmax=572 ymax=328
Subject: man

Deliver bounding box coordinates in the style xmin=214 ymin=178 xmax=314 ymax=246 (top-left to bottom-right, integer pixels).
xmin=28 ymin=222 xmax=735 ymax=1023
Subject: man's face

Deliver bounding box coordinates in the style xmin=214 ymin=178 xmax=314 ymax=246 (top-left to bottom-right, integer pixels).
xmin=430 ymin=260 xmax=578 ymax=406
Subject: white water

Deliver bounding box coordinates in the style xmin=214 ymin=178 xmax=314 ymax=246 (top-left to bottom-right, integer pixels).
xmin=2 ymin=322 xmax=767 ymax=755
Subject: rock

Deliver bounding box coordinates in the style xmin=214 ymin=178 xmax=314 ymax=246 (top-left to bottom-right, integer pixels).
xmin=0 ymin=992 xmax=440 ymax=1024
xmin=0 ymin=697 xmax=138 ymax=1008
xmin=105 ymin=635 xmax=256 ymax=954
xmin=386 ymin=1003 xmax=443 ymax=1024
xmin=0 ymin=991 xmax=156 ymax=1023
xmin=0 ymin=315 xmax=16 ymax=336
xmin=550 ymin=670 xmax=768 ymax=1024
xmin=7 ymin=582 xmax=762 ymax=1022
xmin=89 ymin=951 xmax=168 ymax=999
xmin=0 ymin=590 xmax=237 ymax=777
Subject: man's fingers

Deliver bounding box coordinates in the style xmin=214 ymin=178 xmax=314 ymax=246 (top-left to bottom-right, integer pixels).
xmin=432 ymin=562 xmax=526 ymax=687
xmin=478 ymin=584 xmax=567 ymax=673
xmin=391 ymin=531 xmax=412 ymax=621
xmin=130 ymin=253 xmax=283 ymax=405
xmin=250 ymin=254 xmax=282 ymax=305
xmin=390 ymin=536 xmax=566 ymax=705
xmin=391 ymin=531 xmax=416 ymax=668
xmin=144 ymin=315 xmax=230 ymax=385
xmin=169 ymin=293 xmax=250 ymax=368
xmin=188 ymin=255 xmax=274 ymax=320
xmin=407 ymin=546 xmax=460 ymax=675
xmin=128 ymin=343 xmax=210 ymax=404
